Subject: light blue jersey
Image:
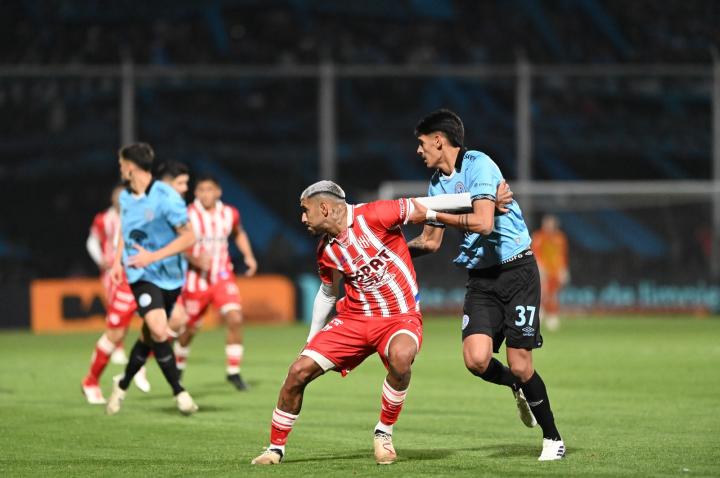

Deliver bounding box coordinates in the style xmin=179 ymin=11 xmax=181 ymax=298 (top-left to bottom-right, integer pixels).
xmin=427 ymin=149 xmax=531 ymax=269
xmin=120 ymin=180 xmax=188 ymax=289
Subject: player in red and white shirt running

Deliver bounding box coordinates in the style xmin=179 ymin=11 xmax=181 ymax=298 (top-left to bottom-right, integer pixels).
xmin=81 ymin=163 xmax=190 ymax=404
xmin=252 ymin=180 xmax=424 ymax=466
xmin=169 ymin=174 xmax=258 ymax=391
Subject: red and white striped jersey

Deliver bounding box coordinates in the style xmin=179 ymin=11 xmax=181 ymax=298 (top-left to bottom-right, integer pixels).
xmin=90 ymin=207 xmax=121 ymax=267
xmin=317 ymin=199 xmax=420 ymax=317
xmin=185 ymin=199 xmax=241 ymax=292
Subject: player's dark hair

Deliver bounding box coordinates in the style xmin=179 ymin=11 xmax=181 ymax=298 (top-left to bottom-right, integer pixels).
xmin=414 ymin=109 xmax=465 ymax=147
xmin=156 ymin=160 xmax=189 ymax=180
xmin=195 ymin=173 xmax=220 ymax=187
xmin=119 ymin=142 xmax=155 ymax=171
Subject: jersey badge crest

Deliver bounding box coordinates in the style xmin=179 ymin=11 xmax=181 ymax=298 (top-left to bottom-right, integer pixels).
xmin=356 ymin=234 xmax=371 ymax=249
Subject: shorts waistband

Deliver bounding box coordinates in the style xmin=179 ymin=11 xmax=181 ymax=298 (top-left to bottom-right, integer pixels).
xmin=468 ymin=249 xmax=534 ymax=277
xmin=501 ymin=249 xmax=533 ymax=265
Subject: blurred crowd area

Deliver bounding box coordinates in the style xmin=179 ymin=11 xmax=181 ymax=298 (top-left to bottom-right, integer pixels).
xmin=2 ymin=0 xmax=718 ymax=64
xmin=0 ymin=0 xmax=717 ymax=285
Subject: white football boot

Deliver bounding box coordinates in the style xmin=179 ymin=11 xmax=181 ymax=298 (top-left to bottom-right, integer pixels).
xmin=81 ymin=384 xmax=106 ymax=405
xmin=513 ymin=388 xmax=538 ymax=428
xmin=373 ymin=431 xmax=397 ymax=465
xmin=106 ymin=374 xmax=126 ymax=415
xmin=133 ymin=366 xmax=151 ymax=393
xmin=538 ymin=438 xmax=566 ymax=461
xmin=175 ymin=390 xmax=199 ymax=415
xmin=251 ymin=448 xmax=283 ymax=465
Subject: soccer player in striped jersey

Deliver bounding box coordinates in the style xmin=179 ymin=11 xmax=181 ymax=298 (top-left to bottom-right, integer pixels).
xmin=408 ymin=109 xmax=565 ymax=461
xmin=170 ymin=174 xmax=258 ymax=390
xmin=252 ymin=181 xmax=424 ymax=465
xmin=81 ymin=163 xmax=190 ymax=404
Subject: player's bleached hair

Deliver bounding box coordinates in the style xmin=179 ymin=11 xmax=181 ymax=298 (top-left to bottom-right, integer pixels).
xmin=300 ymin=180 xmax=346 ymax=201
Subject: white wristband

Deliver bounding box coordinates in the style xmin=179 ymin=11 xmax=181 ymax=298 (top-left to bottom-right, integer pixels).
xmin=425 ymin=209 xmax=438 ymax=222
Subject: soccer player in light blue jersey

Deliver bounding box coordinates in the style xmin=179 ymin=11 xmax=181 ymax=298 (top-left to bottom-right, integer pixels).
xmin=106 ymin=143 xmax=199 ymax=416
xmin=406 ymin=109 xmax=565 ymax=461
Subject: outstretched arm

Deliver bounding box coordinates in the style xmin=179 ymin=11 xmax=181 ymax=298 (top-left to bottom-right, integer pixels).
xmin=411 ymin=198 xmax=496 ymax=236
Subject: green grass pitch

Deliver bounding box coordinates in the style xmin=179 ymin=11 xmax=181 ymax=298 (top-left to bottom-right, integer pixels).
xmin=1 ymin=317 xmax=719 ymax=477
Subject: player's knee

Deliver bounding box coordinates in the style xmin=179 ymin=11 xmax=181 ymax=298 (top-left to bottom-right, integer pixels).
xmin=388 ymin=348 xmax=415 ymax=376
xmin=286 ymin=362 xmax=314 ymax=388
xmin=509 ymin=361 xmax=533 ymax=382
xmin=149 ymin=330 xmax=168 ymax=342
xmin=226 ymin=311 xmax=243 ymax=327
xmin=105 ymin=328 xmax=124 ymax=343
xmin=464 ymin=354 xmax=491 ymax=375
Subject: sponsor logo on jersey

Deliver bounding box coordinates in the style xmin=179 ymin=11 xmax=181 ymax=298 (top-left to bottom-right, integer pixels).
xmin=129 ymin=229 xmax=148 ymax=245
xmin=346 ymin=249 xmax=393 ymax=288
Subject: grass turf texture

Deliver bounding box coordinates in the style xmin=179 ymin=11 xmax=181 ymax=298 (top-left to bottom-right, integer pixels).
xmin=1 ymin=317 xmax=719 ymax=477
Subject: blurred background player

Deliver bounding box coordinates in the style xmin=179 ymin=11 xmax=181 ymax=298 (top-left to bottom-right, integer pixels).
xmin=81 ymin=161 xmax=191 ymax=404
xmin=105 ymin=144 xmax=198 ymax=415
xmin=157 ymin=160 xmax=190 ymax=199
xmin=531 ymin=215 xmax=569 ymax=331
xmin=81 ymin=184 xmax=150 ymax=403
xmin=170 ymin=173 xmax=258 ymax=391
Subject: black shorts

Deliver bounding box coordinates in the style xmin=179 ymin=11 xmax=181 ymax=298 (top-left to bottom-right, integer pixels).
xmin=129 ymin=281 xmax=180 ymax=318
xmin=462 ymin=257 xmax=543 ymax=352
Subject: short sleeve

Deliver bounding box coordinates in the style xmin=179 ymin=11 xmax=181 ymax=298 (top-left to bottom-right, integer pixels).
xmin=370 ymin=199 xmax=413 ymax=230
xmin=90 ymin=213 xmax=105 ymax=241
xmin=163 ymin=188 xmax=189 ymax=228
xmin=466 ymin=154 xmax=499 ymax=201
xmin=232 ymin=207 xmax=242 ymax=230
xmin=316 ymin=241 xmax=335 ymax=285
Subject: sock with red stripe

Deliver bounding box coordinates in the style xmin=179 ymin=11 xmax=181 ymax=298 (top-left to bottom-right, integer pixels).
xmin=225 ymin=344 xmax=244 ymax=375
xmin=83 ymin=334 xmax=116 ymax=386
xmin=268 ymin=407 xmax=298 ymax=454
xmin=376 ymin=379 xmax=408 ymax=434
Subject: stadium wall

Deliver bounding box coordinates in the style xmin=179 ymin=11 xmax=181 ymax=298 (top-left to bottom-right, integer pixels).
xmin=29 ymin=275 xmax=295 ymax=333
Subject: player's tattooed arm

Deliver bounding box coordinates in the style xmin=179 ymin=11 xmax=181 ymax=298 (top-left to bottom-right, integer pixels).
xmin=407 ymin=224 xmax=445 ymax=258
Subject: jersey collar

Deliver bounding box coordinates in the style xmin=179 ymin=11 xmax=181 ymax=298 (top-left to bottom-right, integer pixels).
xmin=439 ymin=148 xmax=467 ymax=181
xmin=194 ymin=198 xmax=223 ymax=212
xmin=128 ymin=179 xmax=156 ymax=198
